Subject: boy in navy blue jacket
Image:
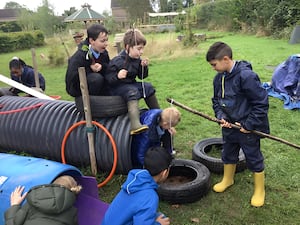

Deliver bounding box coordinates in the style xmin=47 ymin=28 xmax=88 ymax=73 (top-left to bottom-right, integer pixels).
xmin=101 ymin=146 xmax=171 ymax=225
xmin=206 ymin=42 xmax=270 ymax=207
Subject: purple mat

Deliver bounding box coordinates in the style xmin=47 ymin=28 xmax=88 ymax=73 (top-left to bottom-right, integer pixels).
xmin=75 ymin=176 xmax=109 ymax=225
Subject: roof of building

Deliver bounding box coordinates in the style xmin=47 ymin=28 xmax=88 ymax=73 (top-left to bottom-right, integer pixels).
xmin=0 ymin=8 xmax=20 ymax=22
xmin=64 ymin=3 xmax=105 ymax=23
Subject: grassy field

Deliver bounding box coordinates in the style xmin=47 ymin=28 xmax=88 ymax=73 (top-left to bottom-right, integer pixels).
xmin=1 ymin=31 xmax=300 ymax=224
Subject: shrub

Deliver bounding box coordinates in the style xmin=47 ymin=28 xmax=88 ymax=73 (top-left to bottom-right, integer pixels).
xmin=48 ymin=46 xmax=65 ymax=66
xmin=15 ymin=33 xmax=35 ymax=50
xmin=0 ymin=31 xmax=45 ymax=53
xmin=0 ymin=35 xmax=15 ymax=53
xmin=33 ymin=31 xmax=45 ymax=46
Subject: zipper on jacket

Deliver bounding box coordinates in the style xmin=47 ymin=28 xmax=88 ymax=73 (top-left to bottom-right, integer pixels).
xmin=221 ymin=73 xmax=225 ymax=99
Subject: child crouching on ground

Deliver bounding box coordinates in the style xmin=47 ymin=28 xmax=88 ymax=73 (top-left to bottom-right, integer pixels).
xmin=102 ymin=146 xmax=172 ymax=225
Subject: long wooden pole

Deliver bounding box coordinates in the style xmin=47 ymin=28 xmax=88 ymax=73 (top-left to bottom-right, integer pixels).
xmin=167 ymin=98 xmax=300 ymax=150
xmin=78 ymin=67 xmax=97 ymax=176
xmin=31 ymin=48 xmax=41 ymax=91
xmin=59 ymin=36 xmax=70 ymax=59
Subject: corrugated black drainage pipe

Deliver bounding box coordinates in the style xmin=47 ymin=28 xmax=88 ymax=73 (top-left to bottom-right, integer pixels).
xmin=0 ymin=96 xmax=132 ymax=174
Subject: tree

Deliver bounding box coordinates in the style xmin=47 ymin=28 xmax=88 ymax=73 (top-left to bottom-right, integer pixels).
xmin=16 ymin=0 xmax=62 ymax=36
xmin=160 ymin=0 xmax=169 ymax=12
xmin=151 ymin=0 xmax=193 ymax=12
xmin=18 ymin=8 xmax=35 ymax=31
xmin=119 ymin=0 xmax=153 ymax=22
xmin=33 ymin=0 xmax=61 ymax=36
xmin=150 ymin=0 xmax=160 ymax=12
xmin=62 ymin=7 xmax=77 ymax=17
xmin=4 ymin=1 xmax=23 ymax=9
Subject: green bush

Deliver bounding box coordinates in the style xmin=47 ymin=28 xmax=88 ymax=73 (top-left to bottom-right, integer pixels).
xmin=33 ymin=31 xmax=45 ymax=46
xmin=194 ymin=0 xmax=300 ymax=36
xmin=0 ymin=21 xmax=22 ymax=32
xmin=48 ymin=46 xmax=65 ymax=66
xmin=0 ymin=31 xmax=45 ymax=53
xmin=195 ymin=1 xmax=238 ymax=31
xmin=0 ymin=35 xmax=15 ymax=53
xmin=15 ymin=33 xmax=35 ymax=50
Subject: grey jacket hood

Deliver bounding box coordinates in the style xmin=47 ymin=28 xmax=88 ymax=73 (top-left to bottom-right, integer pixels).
xmin=26 ymin=184 xmax=77 ymax=214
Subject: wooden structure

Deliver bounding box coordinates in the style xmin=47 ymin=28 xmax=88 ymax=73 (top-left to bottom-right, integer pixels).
xmin=64 ymin=3 xmax=105 ymax=27
xmin=111 ymin=0 xmax=128 ymax=25
xmin=0 ymin=8 xmax=20 ymax=22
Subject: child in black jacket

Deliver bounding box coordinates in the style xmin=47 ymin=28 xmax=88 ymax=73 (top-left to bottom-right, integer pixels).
xmin=65 ymin=24 xmax=110 ymax=97
xmin=106 ymin=28 xmax=160 ymax=135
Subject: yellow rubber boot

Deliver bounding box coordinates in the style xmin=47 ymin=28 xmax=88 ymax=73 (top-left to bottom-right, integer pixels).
xmin=213 ymin=164 xmax=236 ymax=193
xmin=251 ymin=171 xmax=265 ymax=207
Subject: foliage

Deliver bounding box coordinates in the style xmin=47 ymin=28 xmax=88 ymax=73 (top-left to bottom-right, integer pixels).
xmin=33 ymin=2 xmax=62 ymax=36
xmin=195 ymin=1 xmax=239 ymax=31
xmin=166 ymin=0 xmax=194 ymax=11
xmin=269 ymin=0 xmax=300 ymax=35
xmin=62 ymin=7 xmax=77 ymax=17
xmin=102 ymin=11 xmax=122 ymax=34
xmin=17 ymin=9 xmax=36 ymax=31
xmin=150 ymin=0 xmax=194 ymax=12
xmin=119 ymin=0 xmax=153 ymax=23
xmin=14 ymin=32 xmax=35 ymax=50
xmin=0 ymin=35 xmax=13 ymax=53
xmin=194 ymin=0 xmax=300 ymax=37
xmin=5 ymin=0 xmax=64 ymax=36
xmin=33 ymin=31 xmax=46 ymax=46
xmin=4 ymin=1 xmax=23 ymax=9
xmin=0 ymin=31 xmax=45 ymax=53
xmin=48 ymin=45 xmax=66 ymax=66
xmin=160 ymin=0 xmax=169 ymax=12
xmin=174 ymin=13 xmax=186 ymax=31
xmin=0 ymin=21 xmax=22 ymax=32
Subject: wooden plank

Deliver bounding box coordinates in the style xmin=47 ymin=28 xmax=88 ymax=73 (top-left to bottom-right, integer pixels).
xmin=0 ymin=74 xmax=54 ymax=100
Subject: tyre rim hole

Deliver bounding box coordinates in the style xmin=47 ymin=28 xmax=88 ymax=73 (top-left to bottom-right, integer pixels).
xmin=163 ymin=166 xmax=196 ymax=185
xmin=204 ymin=144 xmax=223 ymax=157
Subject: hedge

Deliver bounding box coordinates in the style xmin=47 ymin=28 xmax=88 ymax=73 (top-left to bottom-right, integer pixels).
xmin=0 ymin=30 xmax=45 ymax=53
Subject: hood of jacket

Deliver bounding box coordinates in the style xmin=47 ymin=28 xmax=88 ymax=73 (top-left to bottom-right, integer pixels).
xmin=122 ymin=169 xmax=158 ymax=194
xmin=26 ymin=184 xmax=77 ymax=214
xmin=227 ymin=60 xmax=253 ymax=78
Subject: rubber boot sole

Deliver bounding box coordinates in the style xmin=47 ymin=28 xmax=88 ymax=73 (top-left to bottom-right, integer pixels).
xmin=130 ymin=125 xmax=149 ymax=135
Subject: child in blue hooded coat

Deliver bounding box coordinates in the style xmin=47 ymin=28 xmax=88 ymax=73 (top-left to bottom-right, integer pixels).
xmin=206 ymin=41 xmax=270 ymax=207
xmin=101 ymin=146 xmax=172 ymax=225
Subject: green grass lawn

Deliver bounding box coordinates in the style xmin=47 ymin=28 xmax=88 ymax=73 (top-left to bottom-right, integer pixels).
xmin=1 ymin=31 xmax=300 ymax=224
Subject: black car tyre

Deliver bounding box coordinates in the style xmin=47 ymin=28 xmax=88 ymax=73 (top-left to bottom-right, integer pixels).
xmin=157 ymin=158 xmax=211 ymax=204
xmin=192 ymin=137 xmax=247 ymax=174
xmin=75 ymin=95 xmax=127 ymax=118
